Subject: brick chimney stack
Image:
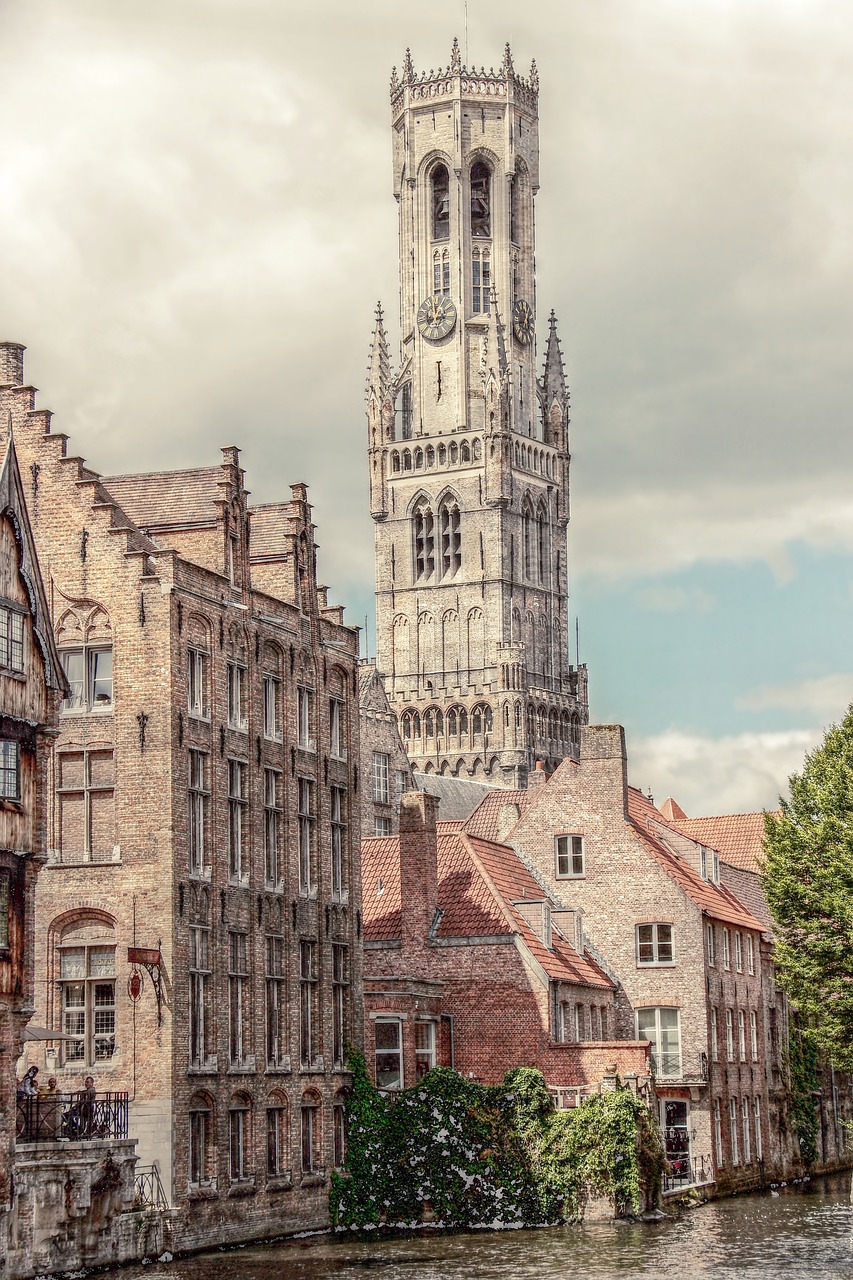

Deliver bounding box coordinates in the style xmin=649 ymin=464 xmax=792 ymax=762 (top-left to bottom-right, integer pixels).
xmin=0 ymin=343 xmax=25 ymax=386
xmin=398 ymin=790 xmax=439 ymax=948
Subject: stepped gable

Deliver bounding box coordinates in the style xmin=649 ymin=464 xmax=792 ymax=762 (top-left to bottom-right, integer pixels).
xmin=248 ymin=502 xmax=299 ymax=561
xmin=361 ymin=825 xmax=611 ymax=987
xmin=102 ymin=466 xmax=223 ymax=534
xmin=674 ymin=810 xmax=772 ymax=874
xmin=627 ymin=788 xmax=762 ymax=931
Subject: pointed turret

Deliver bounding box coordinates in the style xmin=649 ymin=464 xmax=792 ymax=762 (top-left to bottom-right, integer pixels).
xmin=366 ymin=303 xmax=393 ymax=520
xmin=451 ymin=36 xmax=461 ymax=73
xmin=402 ymin=48 xmax=415 ymax=84
xmin=540 ymin=310 xmax=570 ymax=448
xmin=365 ymin=302 xmax=391 ymax=415
xmin=502 ymin=43 xmax=515 ymax=77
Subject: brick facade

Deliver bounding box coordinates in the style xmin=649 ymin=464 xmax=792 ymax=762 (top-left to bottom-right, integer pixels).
xmin=1 ymin=343 xmax=363 ymax=1249
xmin=358 ymin=661 xmax=414 ymax=839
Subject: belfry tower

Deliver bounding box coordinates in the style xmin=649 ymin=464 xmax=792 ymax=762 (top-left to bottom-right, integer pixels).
xmin=367 ymin=41 xmax=588 ymax=787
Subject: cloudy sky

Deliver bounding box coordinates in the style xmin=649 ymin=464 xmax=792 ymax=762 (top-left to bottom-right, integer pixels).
xmin=2 ymin=0 xmax=852 ymax=815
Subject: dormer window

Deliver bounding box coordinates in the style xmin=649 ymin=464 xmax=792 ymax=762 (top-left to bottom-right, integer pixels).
xmin=431 ymin=164 xmax=450 ymax=241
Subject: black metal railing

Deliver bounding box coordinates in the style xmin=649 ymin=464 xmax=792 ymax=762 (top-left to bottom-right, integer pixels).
xmin=16 ymin=1091 xmax=129 ymax=1143
xmin=134 ymin=1164 xmax=169 ymax=1211
xmin=663 ymin=1152 xmax=713 ymax=1192
xmin=650 ymin=1051 xmax=709 ymax=1083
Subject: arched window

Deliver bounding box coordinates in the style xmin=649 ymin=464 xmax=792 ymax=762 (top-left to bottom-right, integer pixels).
xmin=449 ymin=442 xmax=458 ymax=464
xmin=301 ymin=1089 xmax=323 ymax=1175
xmin=438 ymin=444 xmax=447 ymax=465
xmin=189 ymin=1091 xmax=215 ymax=1187
xmin=432 ymin=163 xmax=450 ymax=240
xmin=522 ymin=501 xmax=534 ymax=579
xmin=52 ymin=913 xmax=117 ymax=1067
xmin=267 ymin=1092 xmax=290 ymax=1178
xmin=472 ymin=706 xmax=483 ymax=740
xmin=459 ymin=707 xmax=469 ymax=737
xmin=393 ymin=615 xmax=410 ymax=675
xmin=571 ymin=713 xmax=581 ymax=753
xmin=472 ymin=247 xmax=491 ymax=313
xmin=403 ymin=449 xmax=412 ymax=471
xmin=446 ymin=707 xmax=458 ymax=739
xmin=413 ymin=500 xmax=435 ymax=580
xmin=397 ymin=383 xmax=413 ymax=441
xmin=470 ymin=161 xmax=491 ymax=238
xmin=537 ymin=505 xmax=549 ymax=583
xmin=483 ymin=706 xmax=493 ymax=734
xmin=460 ymin=441 xmax=471 ymax=464
xmin=229 ymin=1092 xmax=253 ymax=1183
xmin=439 ymin=499 xmax=461 ymax=578
xmin=435 ymin=709 xmax=444 ymax=737
xmin=424 ymin=709 xmax=435 ymax=740
xmin=414 ymin=448 xmax=424 ymax=470
xmin=426 ymin=446 xmax=435 ymax=467
xmin=391 ymin=451 xmax=401 ymax=474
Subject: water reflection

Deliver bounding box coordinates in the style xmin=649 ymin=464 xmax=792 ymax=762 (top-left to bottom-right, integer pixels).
xmin=109 ymin=1176 xmax=853 ymax=1280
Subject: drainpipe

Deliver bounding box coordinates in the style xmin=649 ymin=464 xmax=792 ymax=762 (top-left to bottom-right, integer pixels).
xmin=441 ymin=1013 xmax=455 ymax=1071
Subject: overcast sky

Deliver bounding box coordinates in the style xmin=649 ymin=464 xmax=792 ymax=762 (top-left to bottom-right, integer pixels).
xmin=2 ymin=0 xmax=852 ymax=815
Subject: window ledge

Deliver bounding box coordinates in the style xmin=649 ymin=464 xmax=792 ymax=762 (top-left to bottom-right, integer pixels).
xmin=299 ymin=1057 xmax=325 ymax=1074
xmin=0 ymin=670 xmax=26 ymax=683
xmin=227 ymin=1056 xmax=256 ymax=1074
xmin=263 ymin=733 xmax=284 ymax=745
xmin=637 ymin=962 xmax=676 ymax=969
xmin=265 ymin=1059 xmax=291 ymax=1074
xmin=229 ymin=875 xmax=251 ymax=889
xmin=187 ymin=712 xmax=211 ymax=724
xmin=227 ymin=1177 xmax=256 ymax=1198
xmin=188 ymin=1057 xmax=218 ymax=1075
xmin=188 ymin=869 xmax=212 ymax=883
xmin=299 ymin=1170 xmax=326 ymax=1188
xmin=47 ymin=858 xmax=121 ymax=869
xmin=187 ymin=1181 xmax=218 ymax=1201
xmin=266 ymin=1174 xmax=293 ymax=1193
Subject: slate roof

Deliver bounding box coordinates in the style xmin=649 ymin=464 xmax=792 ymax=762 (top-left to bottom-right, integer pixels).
xmin=361 ymin=827 xmax=612 ymax=989
xmin=674 ymin=811 xmax=772 ymax=874
xmin=413 ymin=772 xmax=501 ymax=821
xmin=462 ymin=788 xmax=533 ymax=841
xmin=627 ymin=788 xmax=763 ymax=932
xmin=103 ymin=468 xmax=223 ymax=530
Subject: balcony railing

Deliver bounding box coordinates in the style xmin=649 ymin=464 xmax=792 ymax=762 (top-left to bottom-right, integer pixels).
xmin=651 ymin=1051 xmax=708 ymax=1083
xmin=16 ymin=1091 xmax=129 ymax=1143
xmin=663 ymin=1152 xmax=713 ymax=1193
xmin=134 ymin=1164 xmax=169 ymax=1211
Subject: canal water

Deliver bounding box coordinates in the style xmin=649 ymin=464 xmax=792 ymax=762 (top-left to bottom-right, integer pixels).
xmin=108 ymin=1176 xmax=853 ymax=1279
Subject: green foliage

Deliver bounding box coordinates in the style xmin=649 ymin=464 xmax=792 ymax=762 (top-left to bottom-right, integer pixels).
xmin=787 ymin=1021 xmax=820 ymax=1165
xmin=330 ymin=1054 xmax=664 ymax=1229
xmin=763 ymin=705 xmax=853 ymax=1070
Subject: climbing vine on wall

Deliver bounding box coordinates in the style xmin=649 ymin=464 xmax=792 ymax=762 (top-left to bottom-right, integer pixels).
xmin=787 ymin=1021 xmax=820 ymax=1165
xmin=329 ymin=1055 xmax=664 ymax=1229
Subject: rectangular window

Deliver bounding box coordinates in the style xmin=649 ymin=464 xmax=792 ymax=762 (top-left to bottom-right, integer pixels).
xmin=187 ymin=647 xmax=209 ymax=718
xmin=700 ymin=846 xmax=708 ymax=880
xmin=742 ymin=1097 xmax=751 ymax=1164
xmin=730 ymin=1098 xmax=740 ymax=1165
xmin=575 ymin=1003 xmax=585 ymax=1041
xmin=636 ymin=1007 xmax=681 ymax=1079
xmin=297 ymin=687 xmax=314 ymax=750
xmin=189 ymin=1106 xmax=212 ymax=1185
xmin=0 ymin=604 xmax=24 ymax=672
xmin=0 ymin=871 xmax=9 ymax=949
xmin=227 ymin=663 xmax=247 ymax=731
xmin=555 ymin=834 xmax=585 ymax=878
xmin=559 ymin=1002 xmax=572 ymax=1042
xmin=228 ymin=931 xmax=249 ymax=1066
xmin=188 ymin=749 xmax=208 ymax=876
xmin=706 ymin=923 xmax=715 ymax=966
xmin=711 ymin=1008 xmax=719 ymax=1061
xmin=372 ymin=752 xmax=389 ymax=804
xmin=61 ymin=646 xmax=113 ymax=713
xmin=397 ymin=769 xmax=409 ymax=799
xmin=600 ymin=1005 xmax=608 ymax=1039
xmin=228 ymin=759 xmax=247 ymax=881
xmin=714 ymin=1099 xmax=723 ymax=1167
xmin=330 ymin=785 xmax=347 ymax=898
xmin=266 ymin=934 xmax=286 ymax=1068
xmin=375 ymin=816 xmax=392 ymax=836
xmin=267 ymin=1106 xmax=289 ymax=1177
xmin=229 ymin=1106 xmax=248 ymax=1181
xmin=300 ymin=940 xmax=318 ymax=1067
xmin=753 ymin=1097 xmax=763 ymax=1161
xmin=263 ymin=675 xmax=282 ymax=741
xmin=375 ymin=1018 xmax=403 ymax=1090
xmin=332 ymin=943 xmax=348 ymax=1068
xmin=472 ymin=253 xmax=491 ymax=313
xmin=297 ymin=778 xmax=314 ymax=893
xmin=264 ymin=768 xmax=282 ymax=886
xmin=334 ymin=1103 xmax=347 ymax=1169
xmin=329 ymin=698 xmax=345 ymax=759
xmin=723 ymin=928 xmax=731 ymax=970
xmin=738 ymin=1009 xmax=746 ymax=1061
xmin=725 ymin=1009 xmax=734 ymax=1060
xmin=415 ymin=1021 xmax=436 ymax=1078
xmin=59 ymin=943 xmax=116 ymax=1065
xmin=735 ymin=932 xmax=743 ymax=972
xmin=747 ymin=935 xmax=755 ymax=974
xmin=56 ymin=749 xmax=115 ymax=863
xmin=189 ymin=924 xmax=211 ymax=1067
xmin=0 ymin=741 xmax=19 ymax=801
xmin=636 ymin=922 xmax=674 ymax=966
xmin=301 ymin=1102 xmax=318 ymax=1174
xmin=750 ymin=1010 xmax=758 ymax=1060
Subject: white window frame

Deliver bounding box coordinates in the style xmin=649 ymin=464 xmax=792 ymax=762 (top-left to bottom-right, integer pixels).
xmin=329 ymin=697 xmax=346 ymax=760
xmin=706 ymin=922 xmax=715 ymax=966
xmin=59 ymin=941 xmax=116 ymax=1066
xmin=636 ymin=1006 xmax=681 ymax=1079
xmin=753 ymin=1097 xmax=763 ymax=1160
xmin=750 ymin=1009 xmax=758 ymax=1060
xmin=372 ymin=752 xmax=389 ymax=804
xmin=738 ymin=1009 xmax=746 ymax=1061
xmin=374 ymin=815 xmax=392 ymax=836
xmin=189 ymin=924 xmax=212 ymax=1068
xmin=227 ymin=662 xmax=248 ymax=732
xmin=60 ymin=645 xmax=113 ymax=714
xmin=188 ymin=749 xmax=209 ymax=877
xmin=555 ymin=834 xmax=585 ymax=878
xmin=228 ymin=759 xmax=248 ymax=883
xmin=187 ymin=646 xmax=209 ymax=719
xmin=723 ymin=928 xmax=731 ymax=970
xmin=374 ymin=1017 xmax=403 ymax=1091
xmin=730 ymin=1097 xmax=740 ymax=1165
xmin=747 ymin=934 xmax=755 ymax=974
xmin=263 ymin=675 xmax=282 ymax=742
xmin=297 ymin=686 xmax=315 ymax=751
xmin=714 ymin=1098 xmax=724 ymax=1167
xmin=742 ymin=1096 xmax=751 ymax=1164
xmin=189 ymin=1102 xmax=213 ymax=1187
xmin=735 ymin=932 xmax=743 ymax=972
xmin=636 ymin=922 xmax=675 ymax=966
xmin=415 ymin=1020 xmax=437 ymax=1078
xmin=711 ymin=1008 xmax=719 ymax=1061
xmin=725 ymin=1008 xmax=734 ymax=1060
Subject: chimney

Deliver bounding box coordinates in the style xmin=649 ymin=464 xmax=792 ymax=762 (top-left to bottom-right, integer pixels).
xmin=527 ymin=758 xmax=548 ymax=789
xmin=399 ymin=790 xmax=439 ymax=948
xmin=0 ymin=343 xmax=25 ymax=386
xmin=579 ymin=724 xmax=629 ymax=816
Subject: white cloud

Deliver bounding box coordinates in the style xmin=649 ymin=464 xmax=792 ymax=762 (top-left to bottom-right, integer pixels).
xmin=629 ymin=726 xmax=818 ymax=816
xmin=737 ymin=674 xmax=853 ymax=719
xmin=633 ymin=584 xmax=716 ymax=614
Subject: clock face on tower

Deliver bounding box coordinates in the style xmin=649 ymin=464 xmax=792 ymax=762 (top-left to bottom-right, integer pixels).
xmin=417 ymin=293 xmax=458 ymax=342
xmin=512 ymin=299 xmax=535 ymax=345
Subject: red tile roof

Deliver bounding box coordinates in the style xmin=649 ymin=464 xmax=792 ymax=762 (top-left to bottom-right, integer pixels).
xmin=674 ymin=811 xmax=772 ymax=874
xmin=103 ymin=468 xmax=224 ymax=530
xmin=361 ymin=828 xmax=612 ymax=990
xmin=462 ymin=788 xmax=533 ymax=841
xmin=627 ymin=788 xmax=763 ymax=932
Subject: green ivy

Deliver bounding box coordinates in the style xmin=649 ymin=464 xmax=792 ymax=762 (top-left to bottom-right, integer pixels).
xmin=330 ymin=1055 xmax=664 ymax=1229
xmin=787 ymin=1021 xmax=820 ymax=1165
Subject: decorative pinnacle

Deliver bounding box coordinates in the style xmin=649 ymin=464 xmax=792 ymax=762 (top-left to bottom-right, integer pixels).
xmin=503 ymin=43 xmax=514 ymax=76
xmin=402 ymin=48 xmax=414 ymax=84
xmin=529 ymin=59 xmax=539 ymax=92
xmin=390 ymin=65 xmax=399 ymax=91
xmin=451 ymin=36 xmax=461 ymax=72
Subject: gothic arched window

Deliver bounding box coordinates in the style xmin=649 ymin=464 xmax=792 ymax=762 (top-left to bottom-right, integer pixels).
xmin=439 ymin=499 xmax=461 ymax=578
xmin=433 ymin=248 xmax=450 ymax=297
xmin=537 ymin=504 xmax=549 ymax=583
xmin=472 ymin=247 xmax=491 ymax=313
xmin=522 ymin=501 xmax=534 ymax=580
xmin=413 ymin=500 xmax=435 ymax=580
xmin=470 ymin=161 xmax=491 ymax=238
xmin=432 ymin=164 xmax=450 ymax=241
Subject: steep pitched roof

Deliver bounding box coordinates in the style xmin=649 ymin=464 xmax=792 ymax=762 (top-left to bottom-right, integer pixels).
xmin=462 ymin=788 xmax=533 ymax=841
xmin=675 ymin=811 xmax=771 ymax=874
xmin=103 ymin=467 xmax=224 ymax=531
xmin=627 ymin=788 xmax=763 ymax=932
xmin=414 ymin=772 xmax=501 ymax=821
xmin=361 ymin=828 xmax=612 ymax=989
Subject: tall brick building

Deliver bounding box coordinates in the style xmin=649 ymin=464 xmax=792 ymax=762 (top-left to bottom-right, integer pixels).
xmin=367 ymin=43 xmax=588 ymax=786
xmin=0 ymin=343 xmax=362 ymax=1248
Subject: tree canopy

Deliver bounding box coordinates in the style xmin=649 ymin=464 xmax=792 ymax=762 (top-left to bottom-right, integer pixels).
xmin=763 ymin=705 xmax=853 ymax=1069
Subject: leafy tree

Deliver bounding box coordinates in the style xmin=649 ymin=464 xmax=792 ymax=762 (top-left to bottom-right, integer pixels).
xmin=763 ymin=705 xmax=853 ymax=1070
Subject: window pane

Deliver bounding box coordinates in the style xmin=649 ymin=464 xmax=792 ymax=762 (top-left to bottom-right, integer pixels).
xmin=89 ymin=649 xmax=113 ymax=707
xmin=375 ymin=1021 xmax=400 ymax=1051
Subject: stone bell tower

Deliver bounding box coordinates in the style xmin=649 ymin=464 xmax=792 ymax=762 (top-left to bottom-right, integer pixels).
xmin=367 ymin=40 xmax=588 ymax=787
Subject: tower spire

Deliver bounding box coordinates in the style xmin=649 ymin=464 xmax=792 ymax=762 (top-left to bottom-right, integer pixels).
xmin=542 ymin=310 xmax=568 ymax=407
xmin=365 ymin=301 xmax=391 ymax=413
